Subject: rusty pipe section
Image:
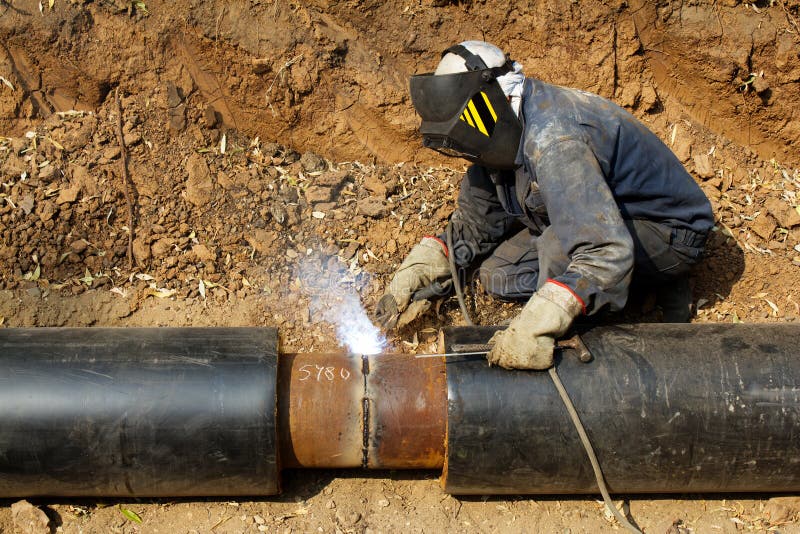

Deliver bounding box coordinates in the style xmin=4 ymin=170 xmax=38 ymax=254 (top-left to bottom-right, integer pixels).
xmin=278 ymin=353 xmax=447 ymax=469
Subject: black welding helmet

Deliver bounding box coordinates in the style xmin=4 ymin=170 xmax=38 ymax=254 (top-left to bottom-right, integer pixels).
xmin=409 ymin=44 xmax=523 ymax=170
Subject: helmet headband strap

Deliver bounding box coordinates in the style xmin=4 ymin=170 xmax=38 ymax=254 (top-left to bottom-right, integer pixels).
xmin=442 ymin=45 xmax=515 ymax=80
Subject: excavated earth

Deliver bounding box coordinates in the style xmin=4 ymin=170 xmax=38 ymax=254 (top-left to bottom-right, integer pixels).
xmin=1 ymin=0 xmax=800 ymax=532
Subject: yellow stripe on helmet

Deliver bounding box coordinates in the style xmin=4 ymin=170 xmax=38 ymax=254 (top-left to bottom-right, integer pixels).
xmin=480 ymin=92 xmax=498 ymax=122
xmin=462 ymin=110 xmax=476 ymax=128
xmin=467 ymin=100 xmax=489 ymax=136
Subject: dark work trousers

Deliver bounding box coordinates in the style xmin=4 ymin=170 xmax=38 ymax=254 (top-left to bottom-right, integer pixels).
xmin=477 ymin=219 xmax=706 ymax=321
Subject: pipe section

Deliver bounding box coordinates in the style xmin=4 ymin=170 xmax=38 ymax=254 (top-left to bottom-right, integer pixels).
xmin=278 ymin=352 xmax=446 ymax=469
xmin=0 ymin=327 xmax=279 ymax=498
xmin=442 ymin=324 xmax=800 ymax=494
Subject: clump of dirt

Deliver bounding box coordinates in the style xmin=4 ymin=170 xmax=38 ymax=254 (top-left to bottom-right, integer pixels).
xmin=1 ymin=0 xmax=800 ymax=532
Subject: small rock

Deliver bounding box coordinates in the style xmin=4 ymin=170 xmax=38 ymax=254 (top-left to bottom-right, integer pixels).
xmin=19 ymin=194 xmax=34 ymax=215
xmin=123 ymin=132 xmax=142 ymax=146
xmin=185 ymin=153 xmax=214 ymax=206
xmin=37 ymin=164 xmax=57 ymax=182
xmin=204 ymin=105 xmax=219 ymax=128
xmin=70 ymin=239 xmax=89 ymax=254
xmin=326 ymin=500 xmax=336 ymax=509
xmin=11 ymin=500 xmax=51 ymax=534
xmin=315 ymin=170 xmax=351 ymax=189
xmin=377 ymin=498 xmax=389 ymax=508
xmin=151 ymin=238 xmax=174 ymax=258
xmin=752 ymin=75 xmax=769 ymax=95
xmin=217 ymin=171 xmax=234 ymax=190
xmin=133 ymin=236 xmax=151 ymax=264
xmin=357 ymin=196 xmax=388 ymax=218
xmin=671 ymin=127 xmax=692 ymax=163
xmin=335 ymin=510 xmax=361 ymax=526
xmin=192 ymin=244 xmax=216 ymax=262
xmin=342 ymin=241 xmax=359 ymax=259
xmin=751 ymin=213 xmax=777 ymax=240
xmin=363 ymin=174 xmax=387 ymax=198
xmin=254 ymin=515 xmax=266 ymax=525
xmin=304 ymin=185 xmax=332 ymax=204
xmin=166 ymin=82 xmax=183 ymax=108
xmin=300 ymin=151 xmax=327 ymax=172
xmin=61 ymin=116 xmax=97 ymax=152
xmin=314 ymin=202 xmax=337 ymax=212
xmin=37 ymin=200 xmax=57 ymax=222
xmin=618 ymin=82 xmax=640 ymax=108
xmin=286 ymin=249 xmax=299 ymax=259
xmin=246 ymin=229 xmax=278 ymax=255
xmin=103 ymin=146 xmax=121 ymax=160
xmin=693 ymin=153 xmax=715 ymax=179
xmin=56 ymin=184 xmax=81 ymax=205
xmin=169 ymin=104 xmax=187 ymax=132
xmin=1 ymin=152 xmax=27 ymax=176
xmin=72 ymin=165 xmax=98 ymax=196
xmin=0 ymin=245 xmax=19 ymax=260
xmin=765 ymin=197 xmax=800 ymax=228
xmin=640 ymin=83 xmax=659 ymax=112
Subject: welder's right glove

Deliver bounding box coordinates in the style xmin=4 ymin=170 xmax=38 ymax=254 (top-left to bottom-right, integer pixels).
xmin=487 ymin=281 xmax=584 ymax=370
xmin=375 ymin=237 xmax=452 ymax=330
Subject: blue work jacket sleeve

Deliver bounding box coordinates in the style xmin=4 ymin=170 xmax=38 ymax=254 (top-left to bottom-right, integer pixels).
xmin=534 ymin=138 xmax=634 ymax=314
xmin=445 ymin=165 xmax=518 ymax=268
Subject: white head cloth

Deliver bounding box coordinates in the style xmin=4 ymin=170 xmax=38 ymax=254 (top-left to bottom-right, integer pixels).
xmin=434 ymin=40 xmax=525 ymax=115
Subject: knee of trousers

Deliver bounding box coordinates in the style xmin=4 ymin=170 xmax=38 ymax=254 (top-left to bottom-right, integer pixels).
xmin=478 ymin=261 xmax=538 ymax=301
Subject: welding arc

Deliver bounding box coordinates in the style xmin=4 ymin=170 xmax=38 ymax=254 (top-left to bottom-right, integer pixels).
xmin=443 ymin=238 xmax=640 ymax=533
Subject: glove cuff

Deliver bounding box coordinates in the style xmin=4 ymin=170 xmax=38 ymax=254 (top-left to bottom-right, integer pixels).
xmin=421 ymin=236 xmax=448 ymax=257
xmin=538 ymin=280 xmax=585 ymax=318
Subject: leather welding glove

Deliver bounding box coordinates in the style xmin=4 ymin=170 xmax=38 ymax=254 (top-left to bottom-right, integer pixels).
xmin=487 ymin=281 xmax=584 ymax=370
xmin=375 ymin=237 xmax=452 ymax=330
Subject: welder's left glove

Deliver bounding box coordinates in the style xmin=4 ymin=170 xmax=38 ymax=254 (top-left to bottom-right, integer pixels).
xmin=487 ymin=281 xmax=584 ymax=370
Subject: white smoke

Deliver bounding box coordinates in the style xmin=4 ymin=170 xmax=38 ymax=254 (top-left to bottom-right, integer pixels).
xmin=298 ymin=254 xmax=387 ymax=355
xmin=319 ymin=291 xmax=386 ymax=354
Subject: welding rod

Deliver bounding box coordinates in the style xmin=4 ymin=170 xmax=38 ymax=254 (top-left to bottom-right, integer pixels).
xmin=414 ymin=351 xmax=489 ymax=358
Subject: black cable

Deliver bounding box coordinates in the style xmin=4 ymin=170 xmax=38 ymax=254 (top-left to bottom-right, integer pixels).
xmin=548 ymin=366 xmax=642 ymax=534
xmin=445 ymin=224 xmax=474 ymax=327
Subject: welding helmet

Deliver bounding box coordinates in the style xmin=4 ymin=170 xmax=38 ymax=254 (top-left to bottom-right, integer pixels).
xmin=409 ymin=44 xmax=523 ymax=170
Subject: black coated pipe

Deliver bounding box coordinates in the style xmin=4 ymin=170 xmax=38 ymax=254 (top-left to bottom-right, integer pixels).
xmin=2 ymin=324 xmax=800 ymax=498
xmin=0 ymin=327 xmax=279 ymax=498
xmin=442 ymin=324 xmax=800 ymax=495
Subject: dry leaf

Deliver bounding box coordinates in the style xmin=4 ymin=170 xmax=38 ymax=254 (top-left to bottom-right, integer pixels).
xmin=110 ymin=287 xmax=128 ymax=298
xmin=764 ymin=299 xmax=780 ymax=316
xmin=79 ymin=269 xmax=94 ymax=285
xmin=23 ymin=264 xmax=41 ymax=281
xmin=146 ymin=285 xmax=176 ymax=298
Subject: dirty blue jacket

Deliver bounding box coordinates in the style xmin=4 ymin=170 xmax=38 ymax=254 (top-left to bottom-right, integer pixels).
xmin=448 ymin=78 xmax=714 ymax=314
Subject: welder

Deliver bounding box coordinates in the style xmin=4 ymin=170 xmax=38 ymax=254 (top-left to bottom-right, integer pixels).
xmin=375 ymin=41 xmax=714 ymax=370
